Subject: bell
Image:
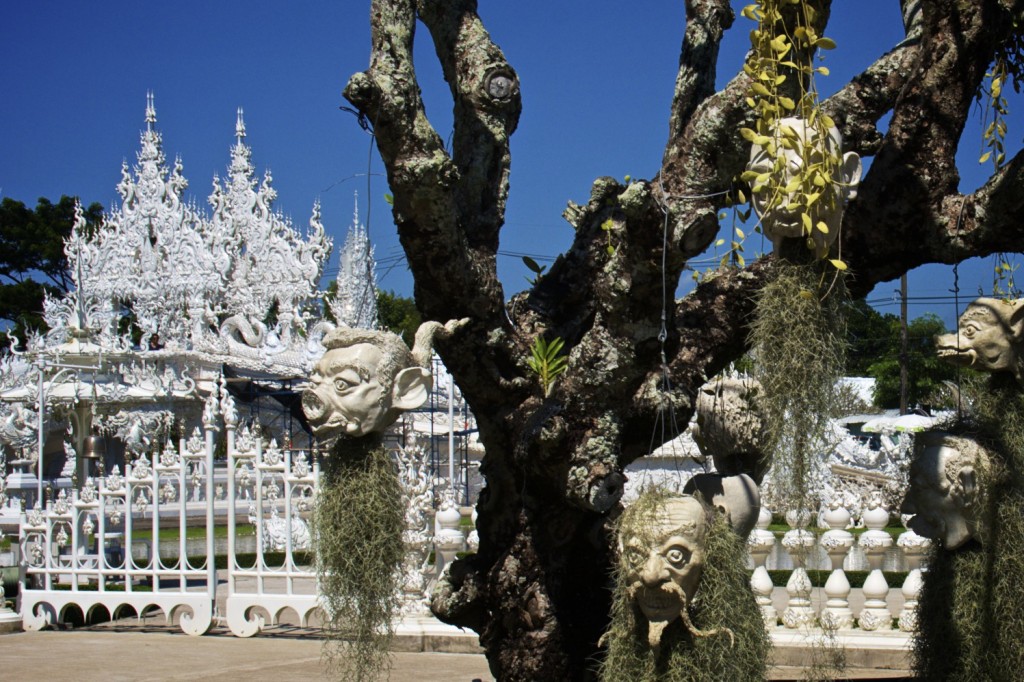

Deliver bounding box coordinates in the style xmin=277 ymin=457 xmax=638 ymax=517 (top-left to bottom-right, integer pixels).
xmin=83 ymin=428 xmax=106 ymax=461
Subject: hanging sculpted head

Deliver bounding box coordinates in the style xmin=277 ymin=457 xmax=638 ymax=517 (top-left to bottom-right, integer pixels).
xmin=746 ymin=116 xmax=862 ymax=257
xmin=618 ymin=494 xmax=733 ymax=651
xmin=935 ymin=297 xmax=1024 ymax=384
xmin=302 ymin=319 xmax=468 ymax=441
xmin=901 ymin=431 xmax=1001 ymax=549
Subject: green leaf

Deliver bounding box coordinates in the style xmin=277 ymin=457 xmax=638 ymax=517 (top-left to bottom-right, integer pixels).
xmin=815 ymin=37 xmax=837 ymax=50
xmin=384 ymin=193 xmax=394 ymax=206
xmin=980 ymin=151 xmax=993 ymax=164
xmin=522 ymin=255 xmax=544 ymax=274
xmin=829 ymin=259 xmax=848 ymax=271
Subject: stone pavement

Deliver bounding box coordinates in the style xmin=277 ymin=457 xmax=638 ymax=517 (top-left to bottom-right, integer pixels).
xmin=0 ymin=628 xmax=494 ymax=681
xmin=0 ymin=587 xmax=913 ymax=680
xmin=0 ymin=624 xmax=913 ymax=681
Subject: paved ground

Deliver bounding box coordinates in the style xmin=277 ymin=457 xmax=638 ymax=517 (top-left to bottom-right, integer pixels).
xmin=0 ymin=628 xmax=494 ymax=681
xmin=0 ymin=625 xmax=914 ymax=681
xmin=0 ymin=586 xmax=914 ymax=680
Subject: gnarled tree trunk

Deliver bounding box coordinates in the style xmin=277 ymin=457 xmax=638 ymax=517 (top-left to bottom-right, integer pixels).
xmin=343 ymin=0 xmax=1024 ymax=678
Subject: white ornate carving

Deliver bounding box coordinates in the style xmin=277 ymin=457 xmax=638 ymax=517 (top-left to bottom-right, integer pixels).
xmin=38 ymin=96 xmax=337 ymax=377
xmin=396 ymin=437 xmax=434 ymax=615
xmin=329 ymin=196 xmax=378 ymax=329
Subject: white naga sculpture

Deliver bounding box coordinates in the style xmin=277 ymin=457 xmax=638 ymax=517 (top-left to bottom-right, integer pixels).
xmin=935 ymin=297 xmax=1024 ymax=384
xmin=901 ymin=431 xmax=1000 ymax=549
xmin=746 ymin=116 xmax=862 ymax=256
xmin=620 ymin=495 xmax=733 ymax=653
xmin=302 ymin=319 xmax=468 ymax=442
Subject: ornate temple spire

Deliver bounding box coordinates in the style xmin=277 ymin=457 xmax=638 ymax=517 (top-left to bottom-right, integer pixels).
xmin=36 ymin=96 xmax=334 ymax=372
xmin=330 ymin=192 xmax=378 ymax=330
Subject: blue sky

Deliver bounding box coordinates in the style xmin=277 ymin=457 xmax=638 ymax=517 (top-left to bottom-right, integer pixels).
xmin=2 ymin=1 xmax=1020 ymax=329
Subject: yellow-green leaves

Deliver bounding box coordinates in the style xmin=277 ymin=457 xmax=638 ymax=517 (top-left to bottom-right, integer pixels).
xmin=527 ymin=336 xmax=568 ymax=398
xmin=980 ymin=58 xmax=1010 ymax=171
xmin=601 ymin=217 xmax=617 ymax=256
xmin=740 ymin=0 xmax=844 ymax=271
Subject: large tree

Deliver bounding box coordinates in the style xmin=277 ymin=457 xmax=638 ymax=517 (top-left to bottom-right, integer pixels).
xmin=0 ymin=196 xmax=104 ymax=347
xmin=343 ymin=1 xmax=1024 ymax=678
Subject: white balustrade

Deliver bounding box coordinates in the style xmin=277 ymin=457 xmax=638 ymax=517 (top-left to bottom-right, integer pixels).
xmin=747 ymin=507 xmax=777 ymax=627
xmin=857 ymin=492 xmax=894 ymax=631
xmin=819 ymin=501 xmax=855 ymax=630
xmin=781 ymin=509 xmax=817 ymax=629
xmin=897 ymin=520 xmax=931 ymax=633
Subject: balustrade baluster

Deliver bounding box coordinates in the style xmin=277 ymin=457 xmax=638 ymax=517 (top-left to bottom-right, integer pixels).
xmin=747 ymin=506 xmax=777 ymax=627
xmin=857 ymin=492 xmax=893 ymax=631
xmin=819 ymin=500 xmax=855 ymax=630
xmin=781 ymin=508 xmax=816 ymax=629
xmin=896 ymin=519 xmax=931 ymax=633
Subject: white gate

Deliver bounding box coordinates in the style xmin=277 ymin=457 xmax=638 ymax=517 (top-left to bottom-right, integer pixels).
xmin=223 ymin=403 xmax=320 ymax=637
xmin=16 ymin=390 xmax=323 ymax=636
xmin=18 ymin=396 xmax=221 ymax=635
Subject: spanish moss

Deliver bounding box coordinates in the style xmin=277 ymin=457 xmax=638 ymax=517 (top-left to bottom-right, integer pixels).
xmin=313 ymin=443 xmax=405 ymax=682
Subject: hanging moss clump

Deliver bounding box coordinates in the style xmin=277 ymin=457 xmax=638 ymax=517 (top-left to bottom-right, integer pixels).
xmin=599 ymin=491 xmax=769 ymax=681
xmin=749 ymin=262 xmax=847 ymax=510
xmin=912 ymin=377 xmax=1024 ymax=680
xmin=312 ymin=443 xmax=405 ymax=682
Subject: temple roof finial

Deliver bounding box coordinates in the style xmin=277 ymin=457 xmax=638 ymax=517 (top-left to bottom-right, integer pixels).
xmin=235 ymin=107 xmax=246 ymax=142
xmin=145 ymin=91 xmax=157 ymax=131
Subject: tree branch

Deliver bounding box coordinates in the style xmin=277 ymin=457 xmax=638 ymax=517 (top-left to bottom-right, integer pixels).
xmin=344 ymin=0 xmax=501 ymax=321
xmin=667 ymin=0 xmax=734 ymax=140
xmin=823 ymin=5 xmax=922 ymax=156
xmin=418 ymin=0 xmax=521 ymax=252
xmin=840 ymin=0 xmax=1015 ymax=295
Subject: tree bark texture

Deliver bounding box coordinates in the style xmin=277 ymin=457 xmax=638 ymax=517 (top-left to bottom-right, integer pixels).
xmin=344 ymin=1 xmax=1024 ymax=678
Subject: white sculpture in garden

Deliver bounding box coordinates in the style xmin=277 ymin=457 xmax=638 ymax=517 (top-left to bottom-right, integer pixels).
xmin=746 ymin=116 xmax=862 ymax=257
xmin=302 ymin=319 xmax=468 ymax=443
xmin=901 ymin=431 xmax=999 ymax=549
xmin=935 ymin=297 xmax=1024 ymax=384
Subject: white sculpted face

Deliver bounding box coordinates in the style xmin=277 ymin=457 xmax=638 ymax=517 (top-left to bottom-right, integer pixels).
xmin=623 ymin=496 xmax=707 ymax=625
xmin=901 ymin=433 xmax=990 ymax=549
xmin=746 ymin=117 xmax=861 ymax=256
xmin=935 ymin=298 xmax=1024 ymax=382
xmin=303 ymin=343 xmax=389 ymax=439
xmin=302 ymin=342 xmax=431 ymax=440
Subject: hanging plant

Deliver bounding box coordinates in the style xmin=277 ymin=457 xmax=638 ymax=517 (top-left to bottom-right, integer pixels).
xmin=313 ymin=443 xmax=405 ymax=681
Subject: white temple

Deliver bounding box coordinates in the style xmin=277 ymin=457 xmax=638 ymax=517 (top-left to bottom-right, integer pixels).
xmin=0 ymin=95 xmax=376 ymax=505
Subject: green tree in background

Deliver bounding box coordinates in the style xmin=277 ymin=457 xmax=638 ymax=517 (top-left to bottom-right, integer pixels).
xmin=845 ymin=299 xmax=898 ymax=377
xmin=0 ymin=196 xmax=104 ymax=347
xmin=376 ymin=289 xmax=420 ymax=347
xmin=846 ymin=305 xmax=960 ymax=410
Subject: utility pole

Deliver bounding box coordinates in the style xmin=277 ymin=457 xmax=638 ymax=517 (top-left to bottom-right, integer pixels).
xmin=900 ymin=273 xmax=909 ymax=415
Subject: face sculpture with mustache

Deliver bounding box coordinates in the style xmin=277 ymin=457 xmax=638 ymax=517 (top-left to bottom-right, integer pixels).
xmin=621 ymin=495 xmax=734 ymax=652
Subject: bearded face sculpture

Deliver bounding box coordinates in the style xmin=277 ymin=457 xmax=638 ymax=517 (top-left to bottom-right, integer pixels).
xmin=935 ymin=298 xmax=1024 ymax=384
xmin=619 ymin=495 xmax=734 ymax=651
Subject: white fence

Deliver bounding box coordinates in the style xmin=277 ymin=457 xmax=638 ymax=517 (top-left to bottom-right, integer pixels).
xmin=12 ymin=394 xmax=927 ymax=637
xmin=16 ymin=391 xmax=325 ymax=637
